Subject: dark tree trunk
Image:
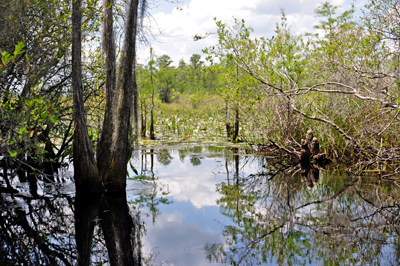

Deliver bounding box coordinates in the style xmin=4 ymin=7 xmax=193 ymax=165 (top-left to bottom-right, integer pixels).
xmin=233 ymin=65 xmax=240 ymax=142
xmin=72 ymin=0 xmax=141 ymax=192
xmin=149 ymin=54 xmax=155 ymax=140
xmin=150 ymin=105 xmax=155 ymax=139
xmin=144 ymin=107 xmax=147 ymax=137
xmin=233 ymin=106 xmax=239 ymax=142
xmin=225 ymin=102 xmax=232 ymax=138
xmin=140 ymin=102 xmax=146 ymax=137
xmin=72 ymin=0 xmax=101 ymax=192
xmin=98 ymin=0 xmax=117 ymax=179
xmin=104 ymin=0 xmax=139 ymax=191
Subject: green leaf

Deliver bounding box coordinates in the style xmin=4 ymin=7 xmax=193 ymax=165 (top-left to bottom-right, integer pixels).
xmin=8 ymin=150 xmax=17 ymax=157
xmin=36 ymin=97 xmax=43 ymax=104
xmin=14 ymin=42 xmax=25 ymax=56
xmin=26 ymin=100 xmax=34 ymax=107
xmin=1 ymin=51 xmax=10 ymax=65
xmin=49 ymin=115 xmax=57 ymax=123
xmin=17 ymin=126 xmax=27 ymax=135
xmin=130 ymin=163 xmax=138 ymax=175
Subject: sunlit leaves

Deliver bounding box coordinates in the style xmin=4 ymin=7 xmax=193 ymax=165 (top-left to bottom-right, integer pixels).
xmin=0 ymin=41 xmax=24 ymax=68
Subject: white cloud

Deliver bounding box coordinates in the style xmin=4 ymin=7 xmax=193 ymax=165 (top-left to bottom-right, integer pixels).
xmin=131 ymin=148 xmax=262 ymax=209
xmin=138 ymin=0 xmax=363 ymax=66
xmin=142 ymin=211 xmax=224 ymax=265
xmin=156 ymin=157 xmax=225 ymax=208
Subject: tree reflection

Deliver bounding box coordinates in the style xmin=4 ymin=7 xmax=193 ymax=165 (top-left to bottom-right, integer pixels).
xmin=134 ymin=149 xmax=172 ymax=224
xmin=0 ymin=185 xmax=77 ymax=265
xmin=76 ymin=191 xmax=143 ymax=266
xmin=0 ymin=170 xmax=145 ymax=265
xmin=157 ymin=149 xmax=173 ymax=166
xmin=208 ymin=159 xmax=400 ymax=265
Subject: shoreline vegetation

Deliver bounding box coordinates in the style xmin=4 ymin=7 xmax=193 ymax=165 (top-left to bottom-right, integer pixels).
xmin=1 ymin=1 xmax=400 ymax=184
xmin=2 ymin=1 xmax=400 ymax=265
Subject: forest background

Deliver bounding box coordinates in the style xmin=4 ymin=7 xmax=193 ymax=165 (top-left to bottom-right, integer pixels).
xmin=1 ymin=0 xmax=400 ymax=180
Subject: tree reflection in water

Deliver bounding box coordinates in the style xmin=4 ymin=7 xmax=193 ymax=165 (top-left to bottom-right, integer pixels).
xmin=76 ymin=191 xmax=142 ymax=266
xmin=0 ymin=182 xmax=77 ymax=265
xmin=2 ymin=147 xmax=400 ymax=265
xmin=207 ymin=154 xmax=400 ymax=265
xmin=0 ymin=174 xmax=143 ymax=266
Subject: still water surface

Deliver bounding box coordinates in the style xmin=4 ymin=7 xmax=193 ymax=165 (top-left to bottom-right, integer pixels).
xmin=1 ymin=144 xmax=400 ymax=265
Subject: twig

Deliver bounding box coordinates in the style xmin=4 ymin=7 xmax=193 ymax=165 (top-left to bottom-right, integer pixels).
xmin=268 ymin=139 xmax=300 ymax=156
xmin=16 ymin=159 xmax=61 ymax=194
xmin=379 ymin=108 xmax=400 ymax=135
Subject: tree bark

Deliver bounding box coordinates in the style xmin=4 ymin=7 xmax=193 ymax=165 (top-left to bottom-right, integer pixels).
xmin=150 ymin=102 xmax=155 ymax=139
xmin=72 ymin=0 xmax=140 ymax=192
xmin=98 ymin=0 xmax=117 ymax=179
xmin=149 ymin=49 xmax=155 ymax=140
xmin=140 ymin=102 xmax=146 ymax=137
xmin=104 ymin=0 xmax=139 ymax=191
xmin=225 ymin=102 xmax=232 ymax=138
xmin=233 ymin=105 xmax=239 ymax=142
xmin=72 ymin=0 xmax=101 ymax=192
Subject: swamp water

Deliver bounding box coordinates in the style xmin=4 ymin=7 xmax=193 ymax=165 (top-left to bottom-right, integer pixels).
xmin=1 ymin=143 xmax=400 ymax=265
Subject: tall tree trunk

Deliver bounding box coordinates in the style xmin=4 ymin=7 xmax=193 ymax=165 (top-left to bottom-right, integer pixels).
xmin=233 ymin=64 xmax=239 ymax=142
xmin=104 ymin=0 xmax=139 ymax=191
xmin=140 ymin=102 xmax=146 ymax=137
xmin=149 ymin=101 xmax=155 ymax=139
xmin=225 ymin=102 xmax=232 ymax=139
xmin=131 ymin=69 xmax=139 ymax=143
xmin=233 ymin=105 xmax=239 ymax=142
xmin=143 ymin=106 xmax=147 ymax=137
xmin=149 ymin=48 xmax=155 ymax=140
xmin=72 ymin=0 xmax=100 ymax=192
xmin=98 ymin=0 xmax=117 ymax=179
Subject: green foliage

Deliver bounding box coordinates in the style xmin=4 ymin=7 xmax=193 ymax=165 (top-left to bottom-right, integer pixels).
xmin=0 ymin=41 xmax=25 ymax=69
xmin=3 ymin=0 xmax=400 ymax=169
xmin=196 ymin=3 xmax=400 ymax=158
xmin=0 ymin=0 xmax=103 ymax=168
xmin=1 ymin=88 xmax=61 ymax=162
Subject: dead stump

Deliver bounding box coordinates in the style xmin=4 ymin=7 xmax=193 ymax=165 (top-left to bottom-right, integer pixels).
xmin=300 ymin=130 xmax=331 ymax=166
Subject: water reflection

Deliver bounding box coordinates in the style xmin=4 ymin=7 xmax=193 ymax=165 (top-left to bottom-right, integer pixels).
xmin=300 ymin=163 xmax=320 ymax=190
xmin=0 ymin=177 xmax=143 ymax=265
xmin=157 ymin=149 xmax=173 ymax=166
xmin=208 ymin=156 xmax=400 ymax=265
xmin=0 ymin=185 xmax=76 ymax=265
xmin=2 ymin=145 xmax=400 ymax=265
xmin=76 ymin=191 xmax=142 ymax=266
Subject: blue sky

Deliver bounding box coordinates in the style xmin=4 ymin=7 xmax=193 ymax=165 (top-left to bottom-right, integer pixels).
xmin=137 ymin=0 xmax=367 ymax=66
